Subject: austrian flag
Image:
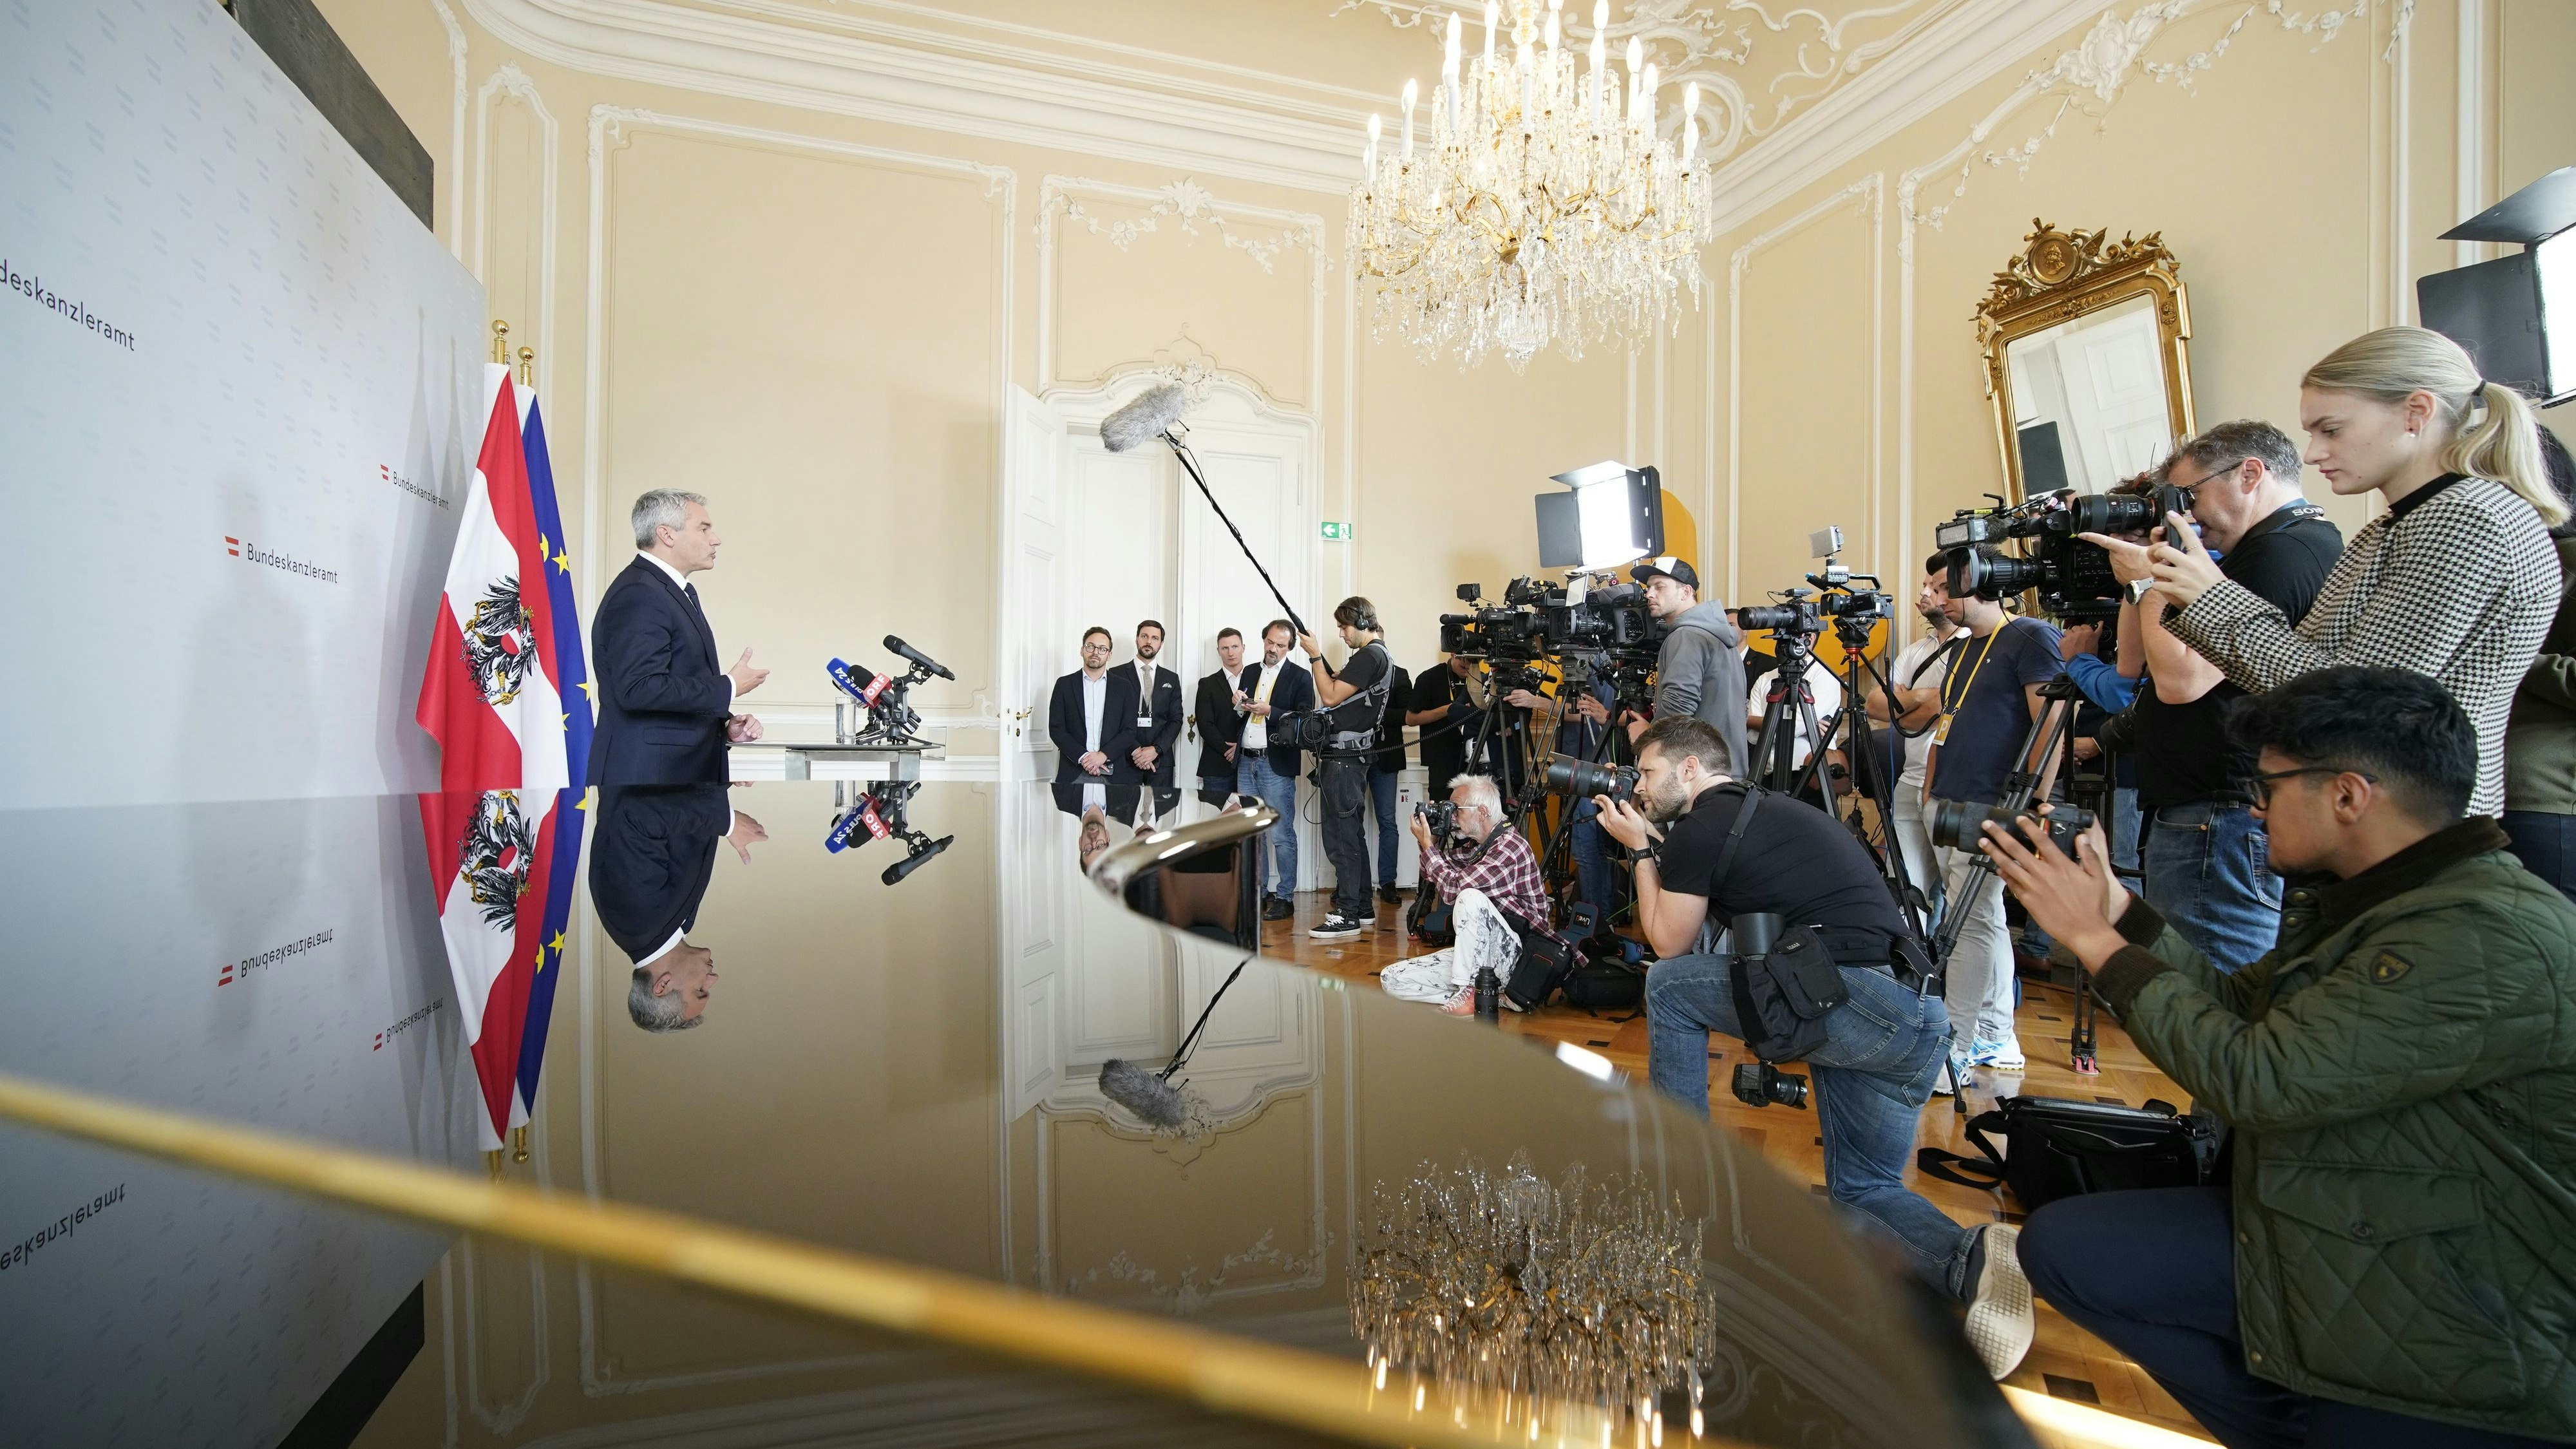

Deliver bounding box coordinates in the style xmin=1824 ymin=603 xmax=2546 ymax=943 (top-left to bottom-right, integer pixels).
xmin=415 ymin=363 xmax=591 ymax=1151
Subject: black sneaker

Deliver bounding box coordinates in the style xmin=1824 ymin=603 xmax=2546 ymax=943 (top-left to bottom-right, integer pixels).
xmin=1376 ymin=884 xmax=1401 ymax=905
xmin=1261 ymin=896 xmax=1294 ymax=922
xmin=1307 ymin=914 xmax=1365 ymax=940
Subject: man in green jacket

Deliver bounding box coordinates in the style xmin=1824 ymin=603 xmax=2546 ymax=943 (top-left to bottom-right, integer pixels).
xmin=1977 ymin=665 xmax=2576 ymax=1448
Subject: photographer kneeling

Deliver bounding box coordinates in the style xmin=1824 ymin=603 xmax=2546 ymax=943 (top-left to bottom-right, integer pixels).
xmin=1598 ymin=715 xmax=2035 ymax=1376
xmin=1381 ymin=774 xmax=1550 ymax=1016
xmin=1983 ymin=666 xmax=2576 ymax=1446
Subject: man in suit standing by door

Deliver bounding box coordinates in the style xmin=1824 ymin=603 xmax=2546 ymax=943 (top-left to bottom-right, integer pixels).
xmin=1049 ymin=627 xmax=1140 ymax=810
xmin=1195 ymin=627 xmax=1250 ymax=806
xmin=1126 ymin=619 xmax=1184 ymax=794
xmin=1235 ymin=619 xmax=1314 ymax=921
xmin=589 ymin=489 xmax=768 ymax=788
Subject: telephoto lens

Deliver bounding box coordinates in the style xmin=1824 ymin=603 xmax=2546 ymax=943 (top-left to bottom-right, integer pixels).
xmin=1731 ymin=1061 xmax=1810 ymax=1110
xmin=1539 ymin=752 xmax=1639 ymax=802
xmin=1928 ymin=800 xmax=2098 ymax=855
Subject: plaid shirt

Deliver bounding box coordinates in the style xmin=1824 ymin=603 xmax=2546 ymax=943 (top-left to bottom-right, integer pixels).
xmin=2172 ymin=477 xmax=2558 ymax=816
xmin=1420 ymin=822 xmax=1549 ymax=931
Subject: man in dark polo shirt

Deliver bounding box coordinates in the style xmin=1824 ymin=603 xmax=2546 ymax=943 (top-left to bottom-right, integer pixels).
xmin=2085 ymin=421 xmax=2340 ymax=972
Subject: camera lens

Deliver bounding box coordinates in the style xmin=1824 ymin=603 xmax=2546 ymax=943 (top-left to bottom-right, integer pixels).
xmin=1539 ymin=753 xmax=1636 ymax=801
xmin=1947 ymin=545 xmax=2043 ymax=601
xmin=1730 ymin=1061 xmax=1810 ymax=1110
xmin=2067 ymin=492 xmax=2158 ymax=536
xmin=1929 ymin=800 xmax=2100 ymax=851
xmin=1733 ymin=603 xmax=1803 ymax=632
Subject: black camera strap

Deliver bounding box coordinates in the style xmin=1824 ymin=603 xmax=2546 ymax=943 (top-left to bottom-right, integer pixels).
xmin=1705 ymin=786 xmax=1776 ymax=1050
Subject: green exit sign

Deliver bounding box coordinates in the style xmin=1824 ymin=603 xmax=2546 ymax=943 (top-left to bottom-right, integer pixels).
xmin=1321 ymin=520 xmax=1353 ymax=540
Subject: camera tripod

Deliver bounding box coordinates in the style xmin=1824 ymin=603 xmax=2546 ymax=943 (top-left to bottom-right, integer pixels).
xmin=1748 ymin=618 xmax=1933 ymax=949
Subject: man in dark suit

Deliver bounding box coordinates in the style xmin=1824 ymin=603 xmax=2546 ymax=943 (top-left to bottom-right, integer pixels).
xmin=1233 ymin=618 xmax=1314 ymax=920
xmin=1048 ymin=626 xmax=1140 ymax=790
xmin=588 ymin=784 xmax=766 ymax=1032
xmin=1194 ymin=627 xmax=1251 ymax=805
xmin=588 ymin=489 xmax=767 ymax=787
xmin=1124 ymin=619 xmax=1184 ymax=791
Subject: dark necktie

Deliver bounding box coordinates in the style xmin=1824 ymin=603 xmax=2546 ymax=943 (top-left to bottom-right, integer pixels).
xmin=683 ymin=583 xmax=703 ymax=614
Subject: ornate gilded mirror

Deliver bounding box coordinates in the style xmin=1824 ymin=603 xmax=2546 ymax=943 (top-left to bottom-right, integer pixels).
xmin=1978 ymin=222 xmax=2195 ymax=500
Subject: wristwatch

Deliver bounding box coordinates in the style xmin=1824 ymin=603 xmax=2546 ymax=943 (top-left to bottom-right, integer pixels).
xmin=1624 ymin=843 xmax=1658 ymax=866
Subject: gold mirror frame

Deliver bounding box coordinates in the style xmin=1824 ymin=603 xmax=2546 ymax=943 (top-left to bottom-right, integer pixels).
xmin=1976 ymin=220 xmax=2196 ymax=502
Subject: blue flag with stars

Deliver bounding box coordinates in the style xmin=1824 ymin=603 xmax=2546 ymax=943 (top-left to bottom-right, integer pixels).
xmin=514 ymin=393 xmax=588 ymax=1141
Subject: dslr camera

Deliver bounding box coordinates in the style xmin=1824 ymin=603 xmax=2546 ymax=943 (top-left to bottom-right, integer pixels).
xmin=1537 ymin=752 xmax=1638 ymax=804
xmin=1938 ymin=486 xmax=2190 ymax=623
xmin=1414 ymin=799 xmax=1461 ymax=848
xmin=1928 ymin=800 xmax=2096 ymax=856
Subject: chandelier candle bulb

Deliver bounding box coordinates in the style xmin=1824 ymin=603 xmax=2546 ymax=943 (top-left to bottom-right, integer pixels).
xmin=1402 ymin=78 xmax=1416 ymax=158
xmin=1484 ymin=0 xmax=1497 ymax=66
xmin=1365 ymin=113 xmax=1379 ymax=176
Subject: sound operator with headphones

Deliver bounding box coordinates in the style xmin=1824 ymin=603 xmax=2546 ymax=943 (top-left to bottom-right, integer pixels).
xmin=1595 ymin=714 xmax=2038 ymax=1381
xmin=1300 ymin=598 xmax=1397 ymax=942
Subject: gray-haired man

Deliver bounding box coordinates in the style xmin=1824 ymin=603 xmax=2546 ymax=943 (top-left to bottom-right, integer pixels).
xmin=589 ymin=489 xmax=770 ymax=786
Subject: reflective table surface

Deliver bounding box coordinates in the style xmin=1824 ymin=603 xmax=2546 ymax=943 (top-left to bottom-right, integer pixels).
xmin=0 ymin=777 xmax=2022 ymax=1448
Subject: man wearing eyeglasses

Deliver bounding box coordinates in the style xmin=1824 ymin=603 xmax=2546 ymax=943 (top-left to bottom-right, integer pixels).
xmin=2083 ymin=421 xmax=2340 ymax=972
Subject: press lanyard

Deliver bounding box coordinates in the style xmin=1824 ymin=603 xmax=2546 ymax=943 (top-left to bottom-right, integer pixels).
xmin=1933 ymin=625 xmax=2005 ymax=746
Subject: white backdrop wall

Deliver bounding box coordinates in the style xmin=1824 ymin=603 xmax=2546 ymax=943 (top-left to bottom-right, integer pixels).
xmin=0 ymin=0 xmax=486 ymax=810
xmin=0 ymin=3 xmax=484 ymax=1446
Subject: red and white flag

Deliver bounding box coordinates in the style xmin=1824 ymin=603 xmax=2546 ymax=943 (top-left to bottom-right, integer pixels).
xmin=415 ymin=365 xmax=576 ymax=1150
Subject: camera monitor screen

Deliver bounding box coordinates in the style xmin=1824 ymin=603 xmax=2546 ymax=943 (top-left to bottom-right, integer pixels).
xmin=1537 ymin=461 xmax=1666 ymax=569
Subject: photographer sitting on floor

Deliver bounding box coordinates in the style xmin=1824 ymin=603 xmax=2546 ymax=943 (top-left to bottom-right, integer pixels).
xmin=1980 ymin=666 xmax=2576 ymax=1446
xmin=1598 ymin=715 xmax=2035 ymax=1377
xmin=1382 ymin=774 xmax=1548 ymax=1015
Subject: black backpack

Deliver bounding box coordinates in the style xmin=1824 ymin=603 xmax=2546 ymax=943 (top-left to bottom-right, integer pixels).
xmin=1917 ymin=1095 xmax=2225 ymax=1209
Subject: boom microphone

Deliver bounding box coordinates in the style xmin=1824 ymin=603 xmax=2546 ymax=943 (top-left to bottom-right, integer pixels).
xmin=881 ymin=834 xmax=952 ymax=886
xmin=1098 ymin=1057 xmax=1186 ymax=1128
xmin=1098 ymin=382 xmax=1187 ymax=454
xmin=883 ymin=634 xmax=954 ymax=681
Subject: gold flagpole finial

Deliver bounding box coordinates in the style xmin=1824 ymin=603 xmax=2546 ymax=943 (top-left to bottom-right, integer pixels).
xmin=484 ymin=1148 xmax=506 ymax=1180
xmin=490 ymin=319 xmax=511 ymax=363
xmin=516 ymin=345 xmax=535 ymax=390
xmin=511 ymin=1124 xmax=531 ymax=1163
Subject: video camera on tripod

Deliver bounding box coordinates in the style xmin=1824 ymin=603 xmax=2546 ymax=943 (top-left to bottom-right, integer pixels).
xmin=824 ymin=777 xmax=954 ymax=886
xmin=1938 ymin=484 xmax=2190 ymax=623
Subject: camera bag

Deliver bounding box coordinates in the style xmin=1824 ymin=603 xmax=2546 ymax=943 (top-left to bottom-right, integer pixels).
xmin=1502 ymin=904 xmax=1593 ymax=1011
xmin=1916 ymin=1095 xmax=2224 ymax=1210
xmin=1560 ymin=955 xmax=1645 ymax=1013
xmin=1696 ymin=788 xmax=1850 ymax=1062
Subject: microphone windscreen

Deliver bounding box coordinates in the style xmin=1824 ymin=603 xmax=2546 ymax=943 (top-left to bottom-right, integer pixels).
xmin=1098 ymin=383 xmax=1186 ymax=454
xmin=1098 ymin=1057 xmax=1186 ymax=1128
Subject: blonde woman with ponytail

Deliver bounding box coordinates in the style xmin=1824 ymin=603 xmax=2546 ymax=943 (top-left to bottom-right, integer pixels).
xmin=2139 ymin=325 xmax=2561 ymax=816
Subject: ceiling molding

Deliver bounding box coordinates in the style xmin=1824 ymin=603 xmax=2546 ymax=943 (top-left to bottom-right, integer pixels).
xmin=463 ymin=0 xmax=1366 ymax=193
xmin=1703 ymin=0 xmax=2105 ymax=238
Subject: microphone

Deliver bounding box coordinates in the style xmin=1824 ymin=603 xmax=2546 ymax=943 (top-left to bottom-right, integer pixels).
xmin=883 ymin=635 xmax=954 ymax=681
xmin=881 ymin=834 xmax=952 ymax=886
xmin=828 ymin=658 xmax=893 ymax=706
xmin=824 ymin=798 xmax=891 ymax=853
xmin=1097 ymin=1057 xmax=1186 ymax=1128
xmin=1099 ymin=382 xmax=1186 ymax=454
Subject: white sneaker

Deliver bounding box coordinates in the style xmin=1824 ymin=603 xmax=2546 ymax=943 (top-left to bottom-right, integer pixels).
xmin=1963 ymin=1224 xmax=2036 ymax=1380
xmin=1969 ymin=1035 xmax=2025 ymax=1072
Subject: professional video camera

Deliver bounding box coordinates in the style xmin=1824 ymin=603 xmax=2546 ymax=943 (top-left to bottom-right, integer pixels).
xmin=1732 ymin=528 xmax=1896 ymax=638
xmin=1938 ymin=485 xmax=2190 ymax=622
xmin=1440 ymin=575 xmax=1660 ymax=663
xmin=824 ymin=778 xmax=954 ymax=885
xmin=1537 ymin=752 xmax=1638 ymax=804
xmin=826 ymin=635 xmax=956 ymax=748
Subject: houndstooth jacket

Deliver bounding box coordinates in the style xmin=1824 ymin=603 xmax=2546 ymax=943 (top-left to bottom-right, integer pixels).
xmin=2169 ymin=475 xmax=2561 ymax=816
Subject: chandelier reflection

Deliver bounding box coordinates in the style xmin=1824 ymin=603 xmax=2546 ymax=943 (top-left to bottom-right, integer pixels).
xmin=1349 ymin=0 xmax=1716 ymax=370
xmin=1352 ymin=1154 xmax=1718 ymax=1440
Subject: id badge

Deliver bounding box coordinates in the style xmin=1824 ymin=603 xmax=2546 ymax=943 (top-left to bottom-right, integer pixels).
xmin=1932 ymin=712 xmax=1954 ymax=744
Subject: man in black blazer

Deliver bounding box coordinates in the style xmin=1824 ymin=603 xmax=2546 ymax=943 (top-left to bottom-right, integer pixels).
xmin=588 ymin=489 xmax=768 ymax=787
xmin=1233 ymin=619 xmax=1314 ymax=919
xmin=1048 ymin=626 xmax=1140 ymax=788
xmin=1124 ymin=620 xmax=1184 ymax=791
xmin=1194 ymin=627 xmax=1251 ymax=804
xmin=588 ymin=783 xmax=766 ymax=1032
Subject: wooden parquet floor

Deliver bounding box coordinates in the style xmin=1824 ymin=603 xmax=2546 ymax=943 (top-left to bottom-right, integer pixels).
xmin=1265 ymin=889 xmax=2218 ymax=1443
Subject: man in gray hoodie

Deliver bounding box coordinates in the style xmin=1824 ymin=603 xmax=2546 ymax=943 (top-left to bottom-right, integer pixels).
xmin=1627 ymin=558 xmax=1748 ymax=775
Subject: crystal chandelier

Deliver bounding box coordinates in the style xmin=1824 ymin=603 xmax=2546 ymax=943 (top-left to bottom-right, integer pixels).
xmin=1351 ymin=1155 xmax=1720 ymax=1440
xmin=1349 ymin=0 xmax=1716 ymax=370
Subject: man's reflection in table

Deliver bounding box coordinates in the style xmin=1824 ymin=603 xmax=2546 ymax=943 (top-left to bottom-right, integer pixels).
xmin=589 ymin=784 xmax=764 ymax=1031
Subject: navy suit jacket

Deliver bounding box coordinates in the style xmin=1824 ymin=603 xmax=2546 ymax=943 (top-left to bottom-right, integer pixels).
xmin=1048 ymin=670 xmax=1141 ymax=784
xmin=1236 ymin=659 xmax=1314 ymax=775
xmin=589 ymin=556 xmax=731 ymax=786
xmin=1127 ymin=663 xmax=1184 ymax=786
xmin=587 ymin=784 xmax=728 ymax=963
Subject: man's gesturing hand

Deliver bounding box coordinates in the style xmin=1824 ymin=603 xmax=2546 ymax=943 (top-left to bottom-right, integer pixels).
xmin=728 ymin=648 xmax=769 ymax=697
xmin=1978 ymin=815 xmax=2130 ymax=972
xmin=725 ymin=810 xmax=768 ymax=863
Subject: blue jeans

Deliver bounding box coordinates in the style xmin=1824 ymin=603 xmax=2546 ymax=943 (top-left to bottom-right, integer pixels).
xmin=1570 ymin=800 xmax=1611 ymax=922
xmin=1367 ymin=766 xmax=1401 ymax=887
xmin=2112 ymin=784 xmax=2141 ymax=873
xmin=2022 ymin=1188 xmax=2555 ymax=1449
xmin=1645 ymin=954 xmax=1975 ymax=1298
xmin=1237 ymin=756 xmax=1298 ymax=898
xmin=2142 ymin=801 xmax=2281 ymax=974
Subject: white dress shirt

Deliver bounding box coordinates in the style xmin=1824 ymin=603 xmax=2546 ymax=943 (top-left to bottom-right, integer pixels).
xmin=1240 ymin=663 xmax=1282 ymax=752
xmin=634 ymin=550 xmax=734 ymax=710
